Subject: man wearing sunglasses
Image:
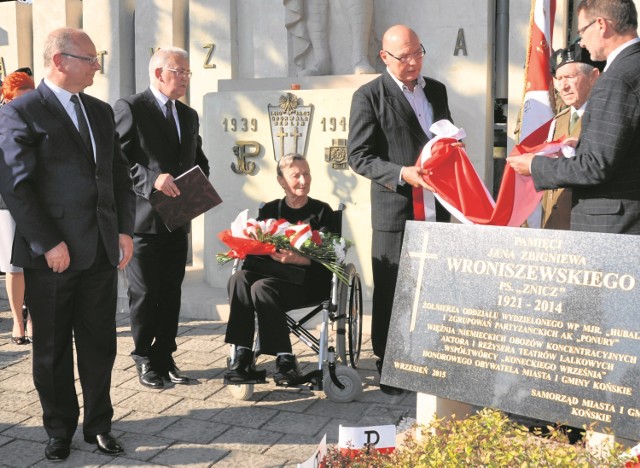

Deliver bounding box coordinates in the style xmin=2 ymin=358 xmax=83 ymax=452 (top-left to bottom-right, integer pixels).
xmin=0 ymin=28 xmax=135 ymax=460
xmin=348 ymin=24 xmax=453 ymax=395
xmin=114 ymin=48 xmax=209 ymax=392
xmin=509 ymin=0 xmax=640 ymax=235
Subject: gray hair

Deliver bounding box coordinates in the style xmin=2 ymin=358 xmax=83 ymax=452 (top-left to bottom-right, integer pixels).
xmin=148 ymin=47 xmax=189 ymax=81
xmin=576 ymin=62 xmax=597 ymax=75
xmin=277 ymin=153 xmax=307 ymax=177
xmin=43 ymin=28 xmax=87 ymax=68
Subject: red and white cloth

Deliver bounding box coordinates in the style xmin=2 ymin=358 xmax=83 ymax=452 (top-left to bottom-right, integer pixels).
xmin=413 ymin=120 xmax=569 ymax=227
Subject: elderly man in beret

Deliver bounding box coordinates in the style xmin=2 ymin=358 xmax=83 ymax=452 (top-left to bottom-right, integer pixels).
xmin=541 ymin=42 xmax=604 ymax=230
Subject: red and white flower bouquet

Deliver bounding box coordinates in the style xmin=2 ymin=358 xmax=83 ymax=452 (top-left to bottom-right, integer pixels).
xmin=217 ymin=209 xmax=352 ymax=283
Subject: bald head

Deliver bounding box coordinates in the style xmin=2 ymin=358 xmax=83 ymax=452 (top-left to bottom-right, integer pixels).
xmin=382 ymin=25 xmax=419 ymax=51
xmin=42 ymin=27 xmax=100 ymax=93
xmin=43 ymin=28 xmax=91 ymax=69
xmin=380 ymin=24 xmax=424 ymax=89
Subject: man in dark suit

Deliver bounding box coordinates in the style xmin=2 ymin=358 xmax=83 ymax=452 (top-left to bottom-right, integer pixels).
xmin=114 ymin=47 xmax=210 ymax=390
xmin=348 ymin=24 xmax=453 ymax=395
xmin=0 ymin=28 xmax=135 ymax=460
xmin=509 ymin=0 xmax=640 ymax=235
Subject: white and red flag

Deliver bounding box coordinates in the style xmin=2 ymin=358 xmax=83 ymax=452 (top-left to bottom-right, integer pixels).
xmin=413 ymin=0 xmax=556 ymax=227
xmin=507 ymin=0 xmax=557 ymax=227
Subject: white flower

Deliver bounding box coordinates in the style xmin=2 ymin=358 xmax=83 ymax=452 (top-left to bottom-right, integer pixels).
xmin=333 ymin=238 xmax=346 ymax=263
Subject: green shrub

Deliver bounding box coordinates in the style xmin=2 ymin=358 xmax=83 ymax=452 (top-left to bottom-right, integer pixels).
xmin=324 ymin=408 xmax=633 ymax=467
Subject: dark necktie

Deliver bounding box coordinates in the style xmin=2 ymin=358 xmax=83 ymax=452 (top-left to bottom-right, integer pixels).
xmin=70 ymin=94 xmax=92 ymax=154
xmin=569 ymin=111 xmax=579 ymax=133
xmin=165 ymin=100 xmax=180 ymax=143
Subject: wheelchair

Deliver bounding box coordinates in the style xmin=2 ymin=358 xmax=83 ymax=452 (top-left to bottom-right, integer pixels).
xmin=224 ymin=203 xmax=364 ymax=403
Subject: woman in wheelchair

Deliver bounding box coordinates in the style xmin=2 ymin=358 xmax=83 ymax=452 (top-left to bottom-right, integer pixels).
xmin=224 ymin=153 xmax=335 ymax=386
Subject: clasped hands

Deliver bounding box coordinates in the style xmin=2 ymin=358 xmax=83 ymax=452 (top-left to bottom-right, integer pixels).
xmin=271 ymin=249 xmax=311 ymax=266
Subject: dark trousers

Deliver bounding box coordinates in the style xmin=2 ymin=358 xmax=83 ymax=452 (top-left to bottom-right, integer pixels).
xmin=371 ymin=229 xmax=405 ymax=359
xmin=126 ymin=230 xmax=188 ymax=370
xmin=224 ymin=270 xmax=326 ymax=356
xmin=25 ymin=244 xmax=117 ymax=439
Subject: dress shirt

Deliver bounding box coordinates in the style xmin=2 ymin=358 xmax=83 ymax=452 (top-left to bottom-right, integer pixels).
xmin=387 ymin=68 xmax=437 ymax=221
xmin=43 ymin=78 xmax=96 ymax=159
xmin=603 ymin=37 xmax=640 ymax=72
xmin=150 ymin=85 xmax=181 ymax=141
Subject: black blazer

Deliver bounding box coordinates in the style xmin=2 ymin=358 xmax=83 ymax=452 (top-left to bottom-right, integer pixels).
xmin=113 ymin=88 xmax=210 ymax=234
xmin=532 ymin=42 xmax=640 ymax=234
xmin=348 ymin=70 xmax=453 ymax=231
xmin=0 ymin=81 xmax=135 ymax=270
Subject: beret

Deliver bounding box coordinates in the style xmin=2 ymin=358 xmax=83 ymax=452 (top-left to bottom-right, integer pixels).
xmin=550 ymin=42 xmax=605 ymax=76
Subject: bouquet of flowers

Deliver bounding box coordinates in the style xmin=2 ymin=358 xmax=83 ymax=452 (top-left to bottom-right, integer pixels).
xmin=217 ymin=209 xmax=352 ymax=283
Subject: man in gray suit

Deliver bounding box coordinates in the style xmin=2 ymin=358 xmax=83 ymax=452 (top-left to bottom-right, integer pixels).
xmin=509 ymin=0 xmax=640 ymax=234
xmin=0 ymin=28 xmax=135 ymax=460
xmin=348 ymin=24 xmax=453 ymax=395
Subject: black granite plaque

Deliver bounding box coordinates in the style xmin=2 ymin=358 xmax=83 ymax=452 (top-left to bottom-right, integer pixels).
xmin=383 ymin=222 xmax=640 ymax=440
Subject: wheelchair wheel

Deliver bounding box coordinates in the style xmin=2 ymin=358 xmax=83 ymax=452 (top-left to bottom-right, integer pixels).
xmin=227 ymin=383 xmax=254 ymax=400
xmin=323 ymin=365 xmax=362 ymax=403
xmin=336 ymin=263 xmax=363 ymax=368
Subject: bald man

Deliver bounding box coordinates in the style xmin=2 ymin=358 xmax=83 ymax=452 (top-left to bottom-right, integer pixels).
xmin=348 ymin=24 xmax=453 ymax=395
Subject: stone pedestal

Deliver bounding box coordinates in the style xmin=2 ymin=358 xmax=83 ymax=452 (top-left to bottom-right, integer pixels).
xmin=134 ymin=0 xmax=187 ymax=93
xmin=0 ymin=1 xmax=32 ymax=79
xmin=187 ymin=0 xmax=236 ymax=116
xmin=202 ymin=79 xmax=375 ymax=293
xmin=416 ymin=393 xmax=474 ymax=433
xmin=82 ymin=0 xmax=135 ymax=105
xmin=32 ymin=0 xmax=82 ymax=81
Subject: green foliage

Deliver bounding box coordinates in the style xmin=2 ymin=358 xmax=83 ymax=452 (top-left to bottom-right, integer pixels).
xmin=323 ymin=409 xmax=632 ymax=467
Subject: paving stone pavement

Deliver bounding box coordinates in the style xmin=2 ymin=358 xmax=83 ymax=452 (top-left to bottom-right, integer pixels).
xmin=0 ymin=296 xmax=416 ymax=467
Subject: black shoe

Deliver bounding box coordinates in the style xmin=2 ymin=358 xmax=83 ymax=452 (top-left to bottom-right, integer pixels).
xmin=45 ymin=438 xmax=71 ymax=461
xmin=224 ymin=347 xmax=265 ymax=383
xmin=273 ymin=354 xmax=302 ymax=386
xmin=380 ymin=383 xmax=404 ymax=395
xmin=136 ymin=363 xmax=164 ymax=389
xmin=84 ymin=432 xmax=123 ymax=455
xmin=11 ymin=336 xmax=28 ymax=345
xmin=166 ymin=362 xmax=190 ymax=384
xmin=376 ymin=358 xmax=404 ymax=395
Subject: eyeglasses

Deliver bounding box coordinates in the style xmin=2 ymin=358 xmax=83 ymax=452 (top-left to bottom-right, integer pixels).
xmin=384 ymin=44 xmax=426 ymax=64
xmin=577 ymin=19 xmax=597 ymax=38
xmin=61 ymin=52 xmax=100 ymax=66
xmin=163 ymin=68 xmax=193 ymax=79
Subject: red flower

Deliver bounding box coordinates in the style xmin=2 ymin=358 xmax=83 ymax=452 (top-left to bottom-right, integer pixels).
xmin=311 ymin=230 xmax=322 ymax=245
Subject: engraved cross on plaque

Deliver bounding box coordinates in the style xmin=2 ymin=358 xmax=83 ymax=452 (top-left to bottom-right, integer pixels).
xmin=290 ymin=126 xmax=301 ymax=153
xmin=408 ymin=231 xmax=439 ymax=332
xmin=276 ymin=127 xmax=288 ymax=159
